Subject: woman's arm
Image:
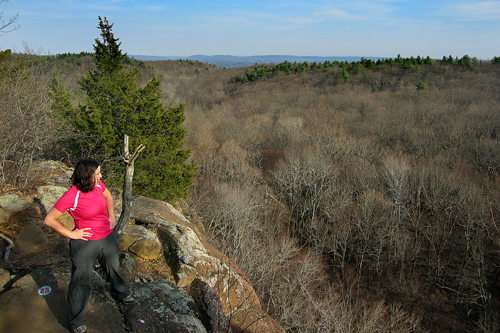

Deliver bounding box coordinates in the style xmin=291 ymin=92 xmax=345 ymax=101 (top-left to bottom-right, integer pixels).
xmin=103 ymin=188 xmax=116 ymax=229
xmin=43 ymin=207 xmax=92 ymax=240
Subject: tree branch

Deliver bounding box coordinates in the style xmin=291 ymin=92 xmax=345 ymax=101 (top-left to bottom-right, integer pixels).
xmin=0 ymin=0 xmax=19 ymax=35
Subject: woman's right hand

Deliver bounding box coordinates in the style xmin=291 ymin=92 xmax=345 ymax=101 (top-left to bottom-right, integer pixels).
xmin=71 ymin=227 xmax=93 ymax=241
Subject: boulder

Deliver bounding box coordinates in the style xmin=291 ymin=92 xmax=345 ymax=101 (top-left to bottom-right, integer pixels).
xmin=0 ymin=194 xmax=30 ymax=225
xmin=119 ymin=253 xmax=137 ymax=284
xmin=11 ymin=221 xmax=48 ymax=260
xmin=132 ymin=196 xmax=195 ymax=229
xmin=0 ymin=194 xmax=29 ymax=211
xmin=27 ymin=160 xmax=73 ymax=188
xmin=36 ymin=185 xmax=69 ymax=214
xmin=121 ymin=281 xmax=207 ymax=333
xmin=118 ymin=224 xmax=162 ymax=260
xmin=55 ymin=211 xmax=76 ymax=233
xmin=36 ymin=185 xmax=75 ymax=231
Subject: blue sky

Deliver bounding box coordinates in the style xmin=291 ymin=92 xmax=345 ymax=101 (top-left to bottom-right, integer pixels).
xmin=0 ymin=0 xmax=499 ymax=59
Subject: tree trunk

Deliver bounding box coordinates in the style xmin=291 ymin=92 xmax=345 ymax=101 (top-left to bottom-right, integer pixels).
xmin=115 ymin=135 xmax=144 ymax=239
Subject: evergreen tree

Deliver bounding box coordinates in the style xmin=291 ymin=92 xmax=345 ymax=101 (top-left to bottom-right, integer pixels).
xmin=415 ymin=81 xmax=426 ymax=92
xmin=93 ymin=17 xmax=125 ymax=73
xmin=348 ymin=61 xmax=360 ymax=73
xmin=459 ymin=54 xmax=473 ymax=69
xmin=51 ymin=17 xmax=196 ymax=202
xmin=340 ymin=68 xmax=349 ymax=84
xmin=402 ymin=58 xmax=413 ymax=70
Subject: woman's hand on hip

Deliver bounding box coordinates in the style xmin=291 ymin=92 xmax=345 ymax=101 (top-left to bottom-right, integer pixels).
xmin=109 ymin=217 xmax=116 ymax=229
xmin=71 ymin=228 xmax=93 ymax=240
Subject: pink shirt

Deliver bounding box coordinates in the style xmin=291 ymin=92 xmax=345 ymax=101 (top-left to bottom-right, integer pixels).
xmin=54 ymin=179 xmax=112 ymax=240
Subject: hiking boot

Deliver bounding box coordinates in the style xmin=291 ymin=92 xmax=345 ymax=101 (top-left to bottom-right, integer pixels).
xmin=121 ymin=295 xmax=134 ymax=303
xmin=73 ymin=325 xmax=88 ymax=333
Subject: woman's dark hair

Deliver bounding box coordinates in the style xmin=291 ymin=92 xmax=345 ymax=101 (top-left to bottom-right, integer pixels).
xmin=71 ymin=158 xmax=100 ymax=193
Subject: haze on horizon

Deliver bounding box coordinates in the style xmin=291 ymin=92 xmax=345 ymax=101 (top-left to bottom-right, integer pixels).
xmin=0 ymin=0 xmax=499 ymax=60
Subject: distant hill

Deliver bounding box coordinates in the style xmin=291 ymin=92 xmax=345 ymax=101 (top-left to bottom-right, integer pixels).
xmin=130 ymin=54 xmax=382 ymax=68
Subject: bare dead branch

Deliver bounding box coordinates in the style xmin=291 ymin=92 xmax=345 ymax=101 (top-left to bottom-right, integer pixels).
xmin=116 ymin=135 xmax=145 ymax=237
xmin=0 ymin=0 xmax=19 ymax=34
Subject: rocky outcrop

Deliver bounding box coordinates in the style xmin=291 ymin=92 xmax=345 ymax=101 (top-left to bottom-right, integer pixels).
xmin=129 ymin=196 xmax=284 ymax=333
xmin=0 ymin=162 xmax=285 ymax=333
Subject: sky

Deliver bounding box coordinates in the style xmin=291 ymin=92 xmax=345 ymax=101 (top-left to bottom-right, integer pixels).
xmin=0 ymin=0 xmax=499 ymax=59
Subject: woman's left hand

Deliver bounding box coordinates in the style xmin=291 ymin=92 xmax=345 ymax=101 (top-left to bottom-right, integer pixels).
xmin=109 ymin=217 xmax=116 ymax=229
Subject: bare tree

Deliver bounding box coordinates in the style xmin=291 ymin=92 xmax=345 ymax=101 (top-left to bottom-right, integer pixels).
xmin=0 ymin=0 xmax=19 ymax=34
xmin=0 ymin=46 xmax=55 ymax=187
xmin=115 ymin=135 xmax=144 ymax=237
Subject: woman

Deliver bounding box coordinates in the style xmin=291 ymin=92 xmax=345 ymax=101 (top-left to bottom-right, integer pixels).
xmin=44 ymin=158 xmax=132 ymax=333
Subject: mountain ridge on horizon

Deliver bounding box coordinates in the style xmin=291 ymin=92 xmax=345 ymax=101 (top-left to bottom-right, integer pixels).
xmin=130 ymin=54 xmax=383 ymax=68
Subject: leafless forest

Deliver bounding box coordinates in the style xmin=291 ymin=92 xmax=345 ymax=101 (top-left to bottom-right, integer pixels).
xmin=2 ymin=52 xmax=500 ymax=332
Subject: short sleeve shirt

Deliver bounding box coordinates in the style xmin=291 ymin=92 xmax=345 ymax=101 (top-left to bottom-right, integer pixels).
xmin=54 ymin=179 xmax=112 ymax=240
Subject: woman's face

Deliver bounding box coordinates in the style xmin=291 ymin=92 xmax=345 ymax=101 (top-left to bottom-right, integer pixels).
xmin=93 ymin=166 xmax=102 ymax=185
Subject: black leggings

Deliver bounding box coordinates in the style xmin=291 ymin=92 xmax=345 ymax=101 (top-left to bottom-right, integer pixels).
xmin=67 ymin=230 xmax=129 ymax=330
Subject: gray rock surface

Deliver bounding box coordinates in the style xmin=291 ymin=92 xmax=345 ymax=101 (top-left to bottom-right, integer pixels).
xmin=36 ymin=185 xmax=75 ymax=230
xmin=0 ymin=193 xmax=31 ymax=225
xmin=36 ymin=185 xmax=70 ymax=214
xmin=0 ymin=194 xmax=29 ymax=211
xmin=119 ymin=252 xmax=137 ymax=284
xmin=121 ymin=282 xmax=207 ymax=333
xmin=29 ymin=160 xmax=73 ymax=187
xmin=118 ymin=224 xmax=163 ymax=260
